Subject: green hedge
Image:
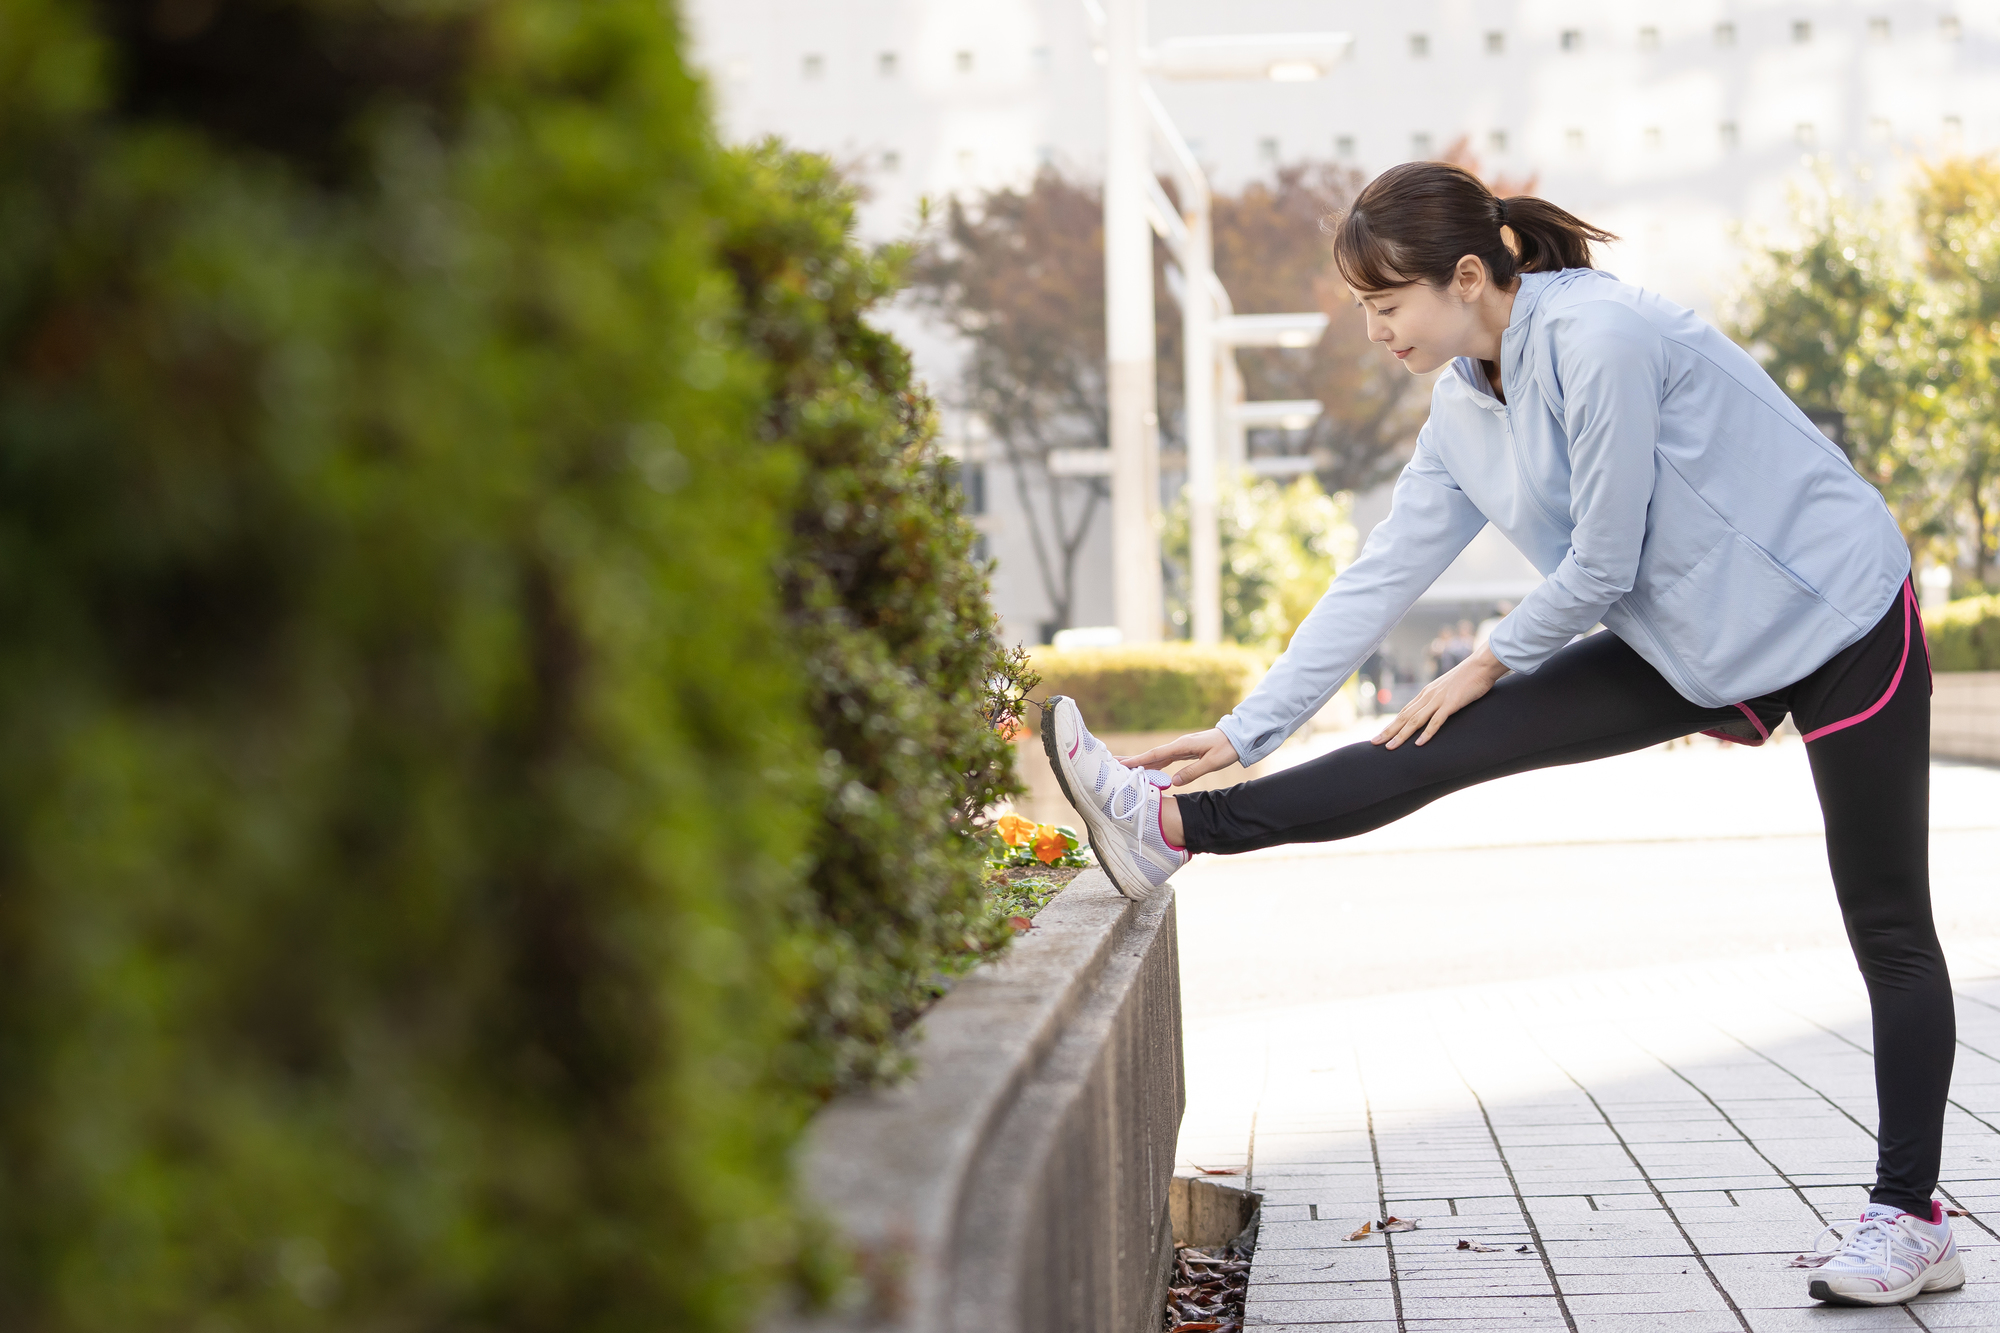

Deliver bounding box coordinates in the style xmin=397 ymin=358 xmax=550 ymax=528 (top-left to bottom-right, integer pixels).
xmin=0 ymin=2 xmax=816 ymax=1328
xmin=716 ymin=145 xmax=1026 ymax=1094
xmin=1928 ymin=594 xmax=2000 ymax=671
xmin=1027 ymin=645 xmax=1266 ymax=734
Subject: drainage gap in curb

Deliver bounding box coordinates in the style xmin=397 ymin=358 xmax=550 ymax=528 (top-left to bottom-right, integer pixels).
xmin=1165 ymin=1177 xmax=1260 ymax=1332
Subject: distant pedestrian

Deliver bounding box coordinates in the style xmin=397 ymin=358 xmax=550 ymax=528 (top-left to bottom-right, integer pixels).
xmin=1045 ymin=162 xmax=1957 ymax=1310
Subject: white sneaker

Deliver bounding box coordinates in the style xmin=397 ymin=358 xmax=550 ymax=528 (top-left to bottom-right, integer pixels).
xmin=1806 ymin=1203 xmax=1964 ymax=1306
xmin=1042 ymin=696 xmax=1188 ymax=902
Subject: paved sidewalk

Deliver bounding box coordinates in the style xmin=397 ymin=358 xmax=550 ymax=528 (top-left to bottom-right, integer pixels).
xmin=1172 ymin=735 xmax=2000 ymax=1330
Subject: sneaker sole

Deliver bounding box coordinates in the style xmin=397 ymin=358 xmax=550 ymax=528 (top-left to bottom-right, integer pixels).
xmin=1042 ymin=697 xmax=1154 ymax=903
xmin=1810 ymin=1253 xmax=1965 ymax=1306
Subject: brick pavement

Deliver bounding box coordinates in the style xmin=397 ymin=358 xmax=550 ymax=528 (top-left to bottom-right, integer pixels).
xmin=1172 ymin=741 xmax=2000 ymax=1329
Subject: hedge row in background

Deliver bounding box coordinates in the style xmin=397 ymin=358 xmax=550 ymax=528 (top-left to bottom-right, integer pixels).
xmin=1928 ymin=594 xmax=2000 ymax=671
xmin=1027 ymin=645 xmax=1266 ymax=734
xmin=0 ymin=3 xmax=1016 ymax=1329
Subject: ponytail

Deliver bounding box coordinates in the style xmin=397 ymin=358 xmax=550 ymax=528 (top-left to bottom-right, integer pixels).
xmin=1331 ymin=161 xmax=1616 ymax=293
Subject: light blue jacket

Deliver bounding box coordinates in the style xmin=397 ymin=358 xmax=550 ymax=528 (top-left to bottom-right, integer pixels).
xmin=1217 ymin=267 xmax=1910 ymax=767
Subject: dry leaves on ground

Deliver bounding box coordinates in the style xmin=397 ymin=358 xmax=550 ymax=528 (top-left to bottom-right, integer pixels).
xmin=1455 ymin=1240 xmax=1501 ymax=1252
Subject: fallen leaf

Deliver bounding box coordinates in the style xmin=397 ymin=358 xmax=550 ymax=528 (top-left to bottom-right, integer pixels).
xmin=1786 ymin=1253 xmax=1834 ymax=1268
xmin=1946 ymin=1208 xmax=1973 ymax=1217
xmin=1008 ymin=915 xmax=1033 ymax=933
xmin=1456 ymin=1240 xmax=1501 ymax=1252
xmin=1517 ymin=1245 xmax=1533 ymax=1254
xmin=1192 ymin=1166 xmax=1239 ymax=1176
xmin=1343 ymin=1222 xmax=1372 ymax=1241
xmin=1379 ymin=1216 xmax=1418 ymax=1232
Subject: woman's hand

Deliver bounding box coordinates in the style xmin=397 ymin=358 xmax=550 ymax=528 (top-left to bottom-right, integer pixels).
xmin=1374 ymin=645 xmax=1511 ymax=749
xmin=1120 ymin=728 xmax=1241 ymax=786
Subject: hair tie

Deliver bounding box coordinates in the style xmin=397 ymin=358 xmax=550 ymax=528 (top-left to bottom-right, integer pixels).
xmin=1496 ymin=198 xmax=1510 ymax=225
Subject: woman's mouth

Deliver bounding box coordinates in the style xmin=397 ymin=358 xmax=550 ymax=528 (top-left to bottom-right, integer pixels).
xmin=1393 ymin=347 xmax=1413 ymax=360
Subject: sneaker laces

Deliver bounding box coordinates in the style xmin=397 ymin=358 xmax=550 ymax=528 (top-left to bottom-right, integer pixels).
xmin=1812 ymin=1216 xmax=1895 ymax=1269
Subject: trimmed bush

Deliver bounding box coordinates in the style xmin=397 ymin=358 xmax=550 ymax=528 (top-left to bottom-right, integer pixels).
xmin=0 ymin=2 xmax=816 ymax=1329
xmin=716 ymin=145 xmax=1028 ymax=1094
xmin=1027 ymin=645 xmax=1266 ymax=734
xmin=1928 ymin=594 xmax=2000 ymax=670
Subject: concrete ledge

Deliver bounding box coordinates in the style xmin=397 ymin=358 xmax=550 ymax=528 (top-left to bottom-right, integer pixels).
xmin=780 ymin=870 xmax=1183 ymax=1333
xmin=1933 ymin=670 xmax=2000 ymax=763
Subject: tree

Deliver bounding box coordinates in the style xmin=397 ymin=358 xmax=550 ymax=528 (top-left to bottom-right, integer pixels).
xmin=1730 ymin=172 xmax=1959 ymax=562
xmin=906 ymin=172 xmax=1113 ymax=632
xmin=909 ymin=163 xmax=1431 ymax=634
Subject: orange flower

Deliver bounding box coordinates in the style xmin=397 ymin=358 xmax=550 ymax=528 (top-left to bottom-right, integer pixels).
xmin=996 ymin=713 xmax=1023 ymax=741
xmin=997 ymin=812 xmax=1037 ymax=848
xmin=1032 ymin=824 xmax=1068 ymax=865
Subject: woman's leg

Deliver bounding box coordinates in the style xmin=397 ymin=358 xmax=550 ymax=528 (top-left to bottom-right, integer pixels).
xmin=1794 ymin=586 xmax=1953 ymax=1215
xmin=1176 ymin=630 xmax=1738 ymax=855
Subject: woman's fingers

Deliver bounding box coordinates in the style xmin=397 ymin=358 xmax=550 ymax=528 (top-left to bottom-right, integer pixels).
xmin=1121 ymin=739 xmax=1197 ymax=769
xmin=1168 ymin=746 xmax=1232 ymax=785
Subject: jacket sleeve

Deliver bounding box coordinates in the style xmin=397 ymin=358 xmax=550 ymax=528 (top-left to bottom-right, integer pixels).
xmin=1216 ymin=426 xmax=1488 ymax=766
xmin=1485 ymin=301 xmax=1665 ymax=675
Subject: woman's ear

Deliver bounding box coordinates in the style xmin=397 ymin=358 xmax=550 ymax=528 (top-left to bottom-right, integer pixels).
xmin=1454 ymin=254 xmax=1488 ymax=303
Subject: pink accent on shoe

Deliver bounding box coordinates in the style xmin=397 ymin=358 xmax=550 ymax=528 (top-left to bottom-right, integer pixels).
xmin=1801 ymin=581 xmax=1914 ymax=744
xmin=1068 ymin=738 xmax=1079 ymax=759
xmin=1158 ymin=802 xmax=1185 ymax=854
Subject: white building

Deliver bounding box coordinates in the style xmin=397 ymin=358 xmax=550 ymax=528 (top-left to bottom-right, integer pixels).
xmin=687 ymin=0 xmax=2000 ymax=650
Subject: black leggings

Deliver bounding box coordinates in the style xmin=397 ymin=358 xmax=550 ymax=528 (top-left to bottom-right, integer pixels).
xmin=1178 ymin=583 xmax=1952 ymax=1214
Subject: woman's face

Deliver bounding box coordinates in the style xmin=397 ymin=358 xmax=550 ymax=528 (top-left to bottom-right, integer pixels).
xmin=1353 ymin=280 xmax=1483 ymax=375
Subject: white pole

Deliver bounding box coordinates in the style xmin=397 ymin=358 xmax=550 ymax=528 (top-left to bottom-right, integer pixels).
xmin=1184 ymin=192 xmax=1220 ymax=644
xmin=1104 ymin=0 xmax=1162 ymax=642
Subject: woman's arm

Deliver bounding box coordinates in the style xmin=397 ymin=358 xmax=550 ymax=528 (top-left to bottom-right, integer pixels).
xmin=1484 ymin=302 xmax=1664 ymax=674
xmin=1125 ymin=426 xmax=1487 ymax=783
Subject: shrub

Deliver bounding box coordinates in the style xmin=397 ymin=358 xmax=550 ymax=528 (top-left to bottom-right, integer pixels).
xmin=0 ymin=1 xmax=816 ymax=1328
xmin=1027 ymin=644 xmax=1267 ymax=734
xmin=715 ymin=145 xmax=1029 ymax=1094
xmin=1164 ymin=475 xmax=1355 ymax=650
xmin=1928 ymin=594 xmax=2000 ymax=670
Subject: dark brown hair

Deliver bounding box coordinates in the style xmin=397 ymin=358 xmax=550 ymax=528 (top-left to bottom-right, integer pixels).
xmin=1331 ymin=161 xmax=1617 ymax=293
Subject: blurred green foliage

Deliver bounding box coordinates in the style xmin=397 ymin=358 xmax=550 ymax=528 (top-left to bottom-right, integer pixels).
xmin=1926 ymin=594 xmax=2000 ymax=671
xmin=714 ymin=145 xmax=1030 ymax=1093
xmin=1164 ymin=475 xmax=1355 ymax=651
xmin=0 ymin=1 xmax=1020 ymax=1328
xmin=1731 ymin=158 xmax=2000 ymax=588
xmin=1026 ymin=645 xmax=1267 ymax=734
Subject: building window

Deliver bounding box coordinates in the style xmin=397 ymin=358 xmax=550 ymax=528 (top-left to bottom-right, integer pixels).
xmin=1409 ymin=33 xmax=1429 ymax=58
xmin=1411 ymin=131 xmax=1433 ymax=157
xmin=1560 ymin=28 xmax=1583 ymax=51
xmin=1719 ymin=121 xmax=1740 ymax=150
xmin=1565 ymin=127 xmax=1585 ymax=152
xmin=1487 ymin=129 xmax=1508 ymax=155
xmin=881 ymin=149 xmax=901 ymax=172
xmin=1869 ymin=17 xmax=1891 ymax=44
xmin=955 ymin=49 xmax=973 ymax=73
xmin=1792 ymin=20 xmax=1812 ymax=44
xmin=1335 ymin=134 xmax=1357 ymax=158
xmin=1485 ymin=30 xmax=1505 ymax=54
xmin=1795 ymin=121 xmax=1817 ymax=147
xmin=1715 ymin=22 xmax=1737 ymax=47
xmin=802 ymin=53 xmax=825 ymax=79
xmin=878 ymin=51 xmax=898 ymax=77
xmin=1941 ymin=16 xmax=1962 ymax=42
xmin=1258 ymin=136 xmax=1280 ymax=164
xmin=1639 ymin=26 xmax=1660 ymax=50
xmin=1643 ymin=126 xmax=1662 ymax=150
xmin=960 ymin=464 xmax=987 ymax=516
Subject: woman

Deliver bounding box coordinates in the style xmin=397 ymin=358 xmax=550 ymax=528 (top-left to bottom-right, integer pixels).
xmin=1046 ymin=162 xmax=1960 ymax=1309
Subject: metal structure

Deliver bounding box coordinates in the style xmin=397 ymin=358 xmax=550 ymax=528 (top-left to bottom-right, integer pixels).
xmin=1096 ymin=0 xmax=1351 ymax=643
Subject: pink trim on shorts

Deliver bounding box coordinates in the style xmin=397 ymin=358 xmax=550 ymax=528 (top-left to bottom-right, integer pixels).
xmin=1700 ymin=702 xmax=1771 ymax=747
xmin=1800 ymin=581 xmax=1914 ymax=745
